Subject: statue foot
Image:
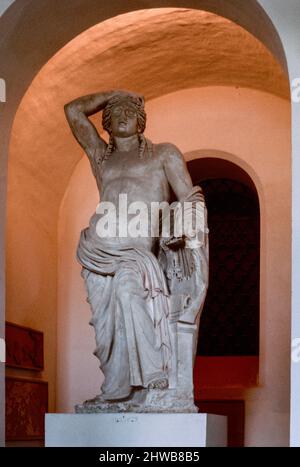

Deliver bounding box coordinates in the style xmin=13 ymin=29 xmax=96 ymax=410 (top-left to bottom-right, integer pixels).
xmin=83 ymin=394 xmax=107 ymax=405
xmin=148 ymin=378 xmax=169 ymax=390
xmin=84 ymin=390 xmax=135 ymax=404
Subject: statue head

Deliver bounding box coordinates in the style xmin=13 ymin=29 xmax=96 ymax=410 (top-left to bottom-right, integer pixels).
xmin=102 ymin=93 xmax=146 ymax=137
xmin=102 ymin=93 xmax=150 ymax=159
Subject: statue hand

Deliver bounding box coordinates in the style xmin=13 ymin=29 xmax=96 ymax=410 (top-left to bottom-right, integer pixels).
xmin=164 ymin=236 xmax=185 ymax=251
xmin=109 ymin=89 xmax=144 ymax=105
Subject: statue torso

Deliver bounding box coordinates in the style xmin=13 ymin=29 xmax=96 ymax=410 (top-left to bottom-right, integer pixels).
xmin=101 ymin=145 xmax=169 ymax=204
xmin=90 ymin=143 xmax=170 ymax=251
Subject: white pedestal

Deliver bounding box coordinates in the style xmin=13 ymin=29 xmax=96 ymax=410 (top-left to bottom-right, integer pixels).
xmin=45 ymin=413 xmax=227 ymax=447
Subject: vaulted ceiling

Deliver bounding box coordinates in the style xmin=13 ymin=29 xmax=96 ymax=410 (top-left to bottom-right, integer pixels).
xmin=8 ymin=8 xmax=289 ymax=235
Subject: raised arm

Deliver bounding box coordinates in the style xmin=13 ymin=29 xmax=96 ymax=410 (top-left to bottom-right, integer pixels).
xmin=161 ymin=143 xmax=194 ymax=201
xmin=64 ymin=91 xmax=116 ymax=160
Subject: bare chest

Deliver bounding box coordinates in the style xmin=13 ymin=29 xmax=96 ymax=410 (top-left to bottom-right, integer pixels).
xmin=103 ymin=151 xmax=166 ymax=183
xmin=100 ymin=151 xmax=169 ymax=203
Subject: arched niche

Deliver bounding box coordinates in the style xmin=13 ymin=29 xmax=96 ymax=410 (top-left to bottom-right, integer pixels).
xmin=187 ymin=155 xmax=260 ymax=368
xmin=189 ymin=156 xmax=261 ymax=448
xmin=188 ymin=158 xmax=260 ymax=357
xmin=0 ymin=1 xmax=289 ymax=194
xmin=0 ymin=0 xmax=293 ymax=447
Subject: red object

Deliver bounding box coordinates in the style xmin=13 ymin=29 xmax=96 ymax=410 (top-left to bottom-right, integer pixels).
xmin=194 ymin=356 xmax=259 ymax=395
xmin=5 ymin=321 xmax=44 ymax=371
xmin=5 ymin=377 xmax=48 ymax=441
xmin=193 ymin=356 xmax=259 ymax=447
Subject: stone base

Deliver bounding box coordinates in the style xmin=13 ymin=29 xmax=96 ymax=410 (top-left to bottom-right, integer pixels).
xmin=75 ymin=389 xmax=198 ymax=414
xmin=45 ymin=413 xmax=227 ymax=447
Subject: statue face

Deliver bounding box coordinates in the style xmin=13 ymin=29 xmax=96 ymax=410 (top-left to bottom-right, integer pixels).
xmin=110 ymin=103 xmax=138 ymax=138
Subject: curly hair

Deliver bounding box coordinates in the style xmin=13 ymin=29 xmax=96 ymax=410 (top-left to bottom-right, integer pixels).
xmin=102 ymin=94 xmax=150 ymax=160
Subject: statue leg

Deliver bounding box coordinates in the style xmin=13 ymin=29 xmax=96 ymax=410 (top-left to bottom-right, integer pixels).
xmin=114 ymin=268 xmax=169 ymax=390
xmin=82 ymin=268 xmax=132 ymax=401
xmin=82 ymin=266 xmax=169 ymax=401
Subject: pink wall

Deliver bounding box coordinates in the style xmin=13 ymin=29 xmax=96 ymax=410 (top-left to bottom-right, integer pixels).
xmin=57 ymin=86 xmax=291 ymax=446
xmin=6 ymin=178 xmax=58 ymax=412
xmin=57 ymin=156 xmax=101 ymax=410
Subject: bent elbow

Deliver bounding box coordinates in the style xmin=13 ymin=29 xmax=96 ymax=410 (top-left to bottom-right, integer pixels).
xmin=64 ymin=102 xmax=73 ymax=116
xmin=64 ymin=102 xmax=79 ymax=124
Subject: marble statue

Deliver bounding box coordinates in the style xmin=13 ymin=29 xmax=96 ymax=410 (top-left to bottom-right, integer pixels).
xmin=64 ymin=90 xmax=209 ymax=413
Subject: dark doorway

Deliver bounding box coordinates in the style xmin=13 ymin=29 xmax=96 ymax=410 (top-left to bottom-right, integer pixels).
xmin=187 ymin=158 xmax=260 ymax=357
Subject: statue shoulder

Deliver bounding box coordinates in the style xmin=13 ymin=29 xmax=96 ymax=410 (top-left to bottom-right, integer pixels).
xmin=154 ymin=142 xmax=183 ymax=161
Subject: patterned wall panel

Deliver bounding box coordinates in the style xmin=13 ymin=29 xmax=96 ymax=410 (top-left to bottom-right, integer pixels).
xmin=5 ymin=322 xmax=44 ymax=371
